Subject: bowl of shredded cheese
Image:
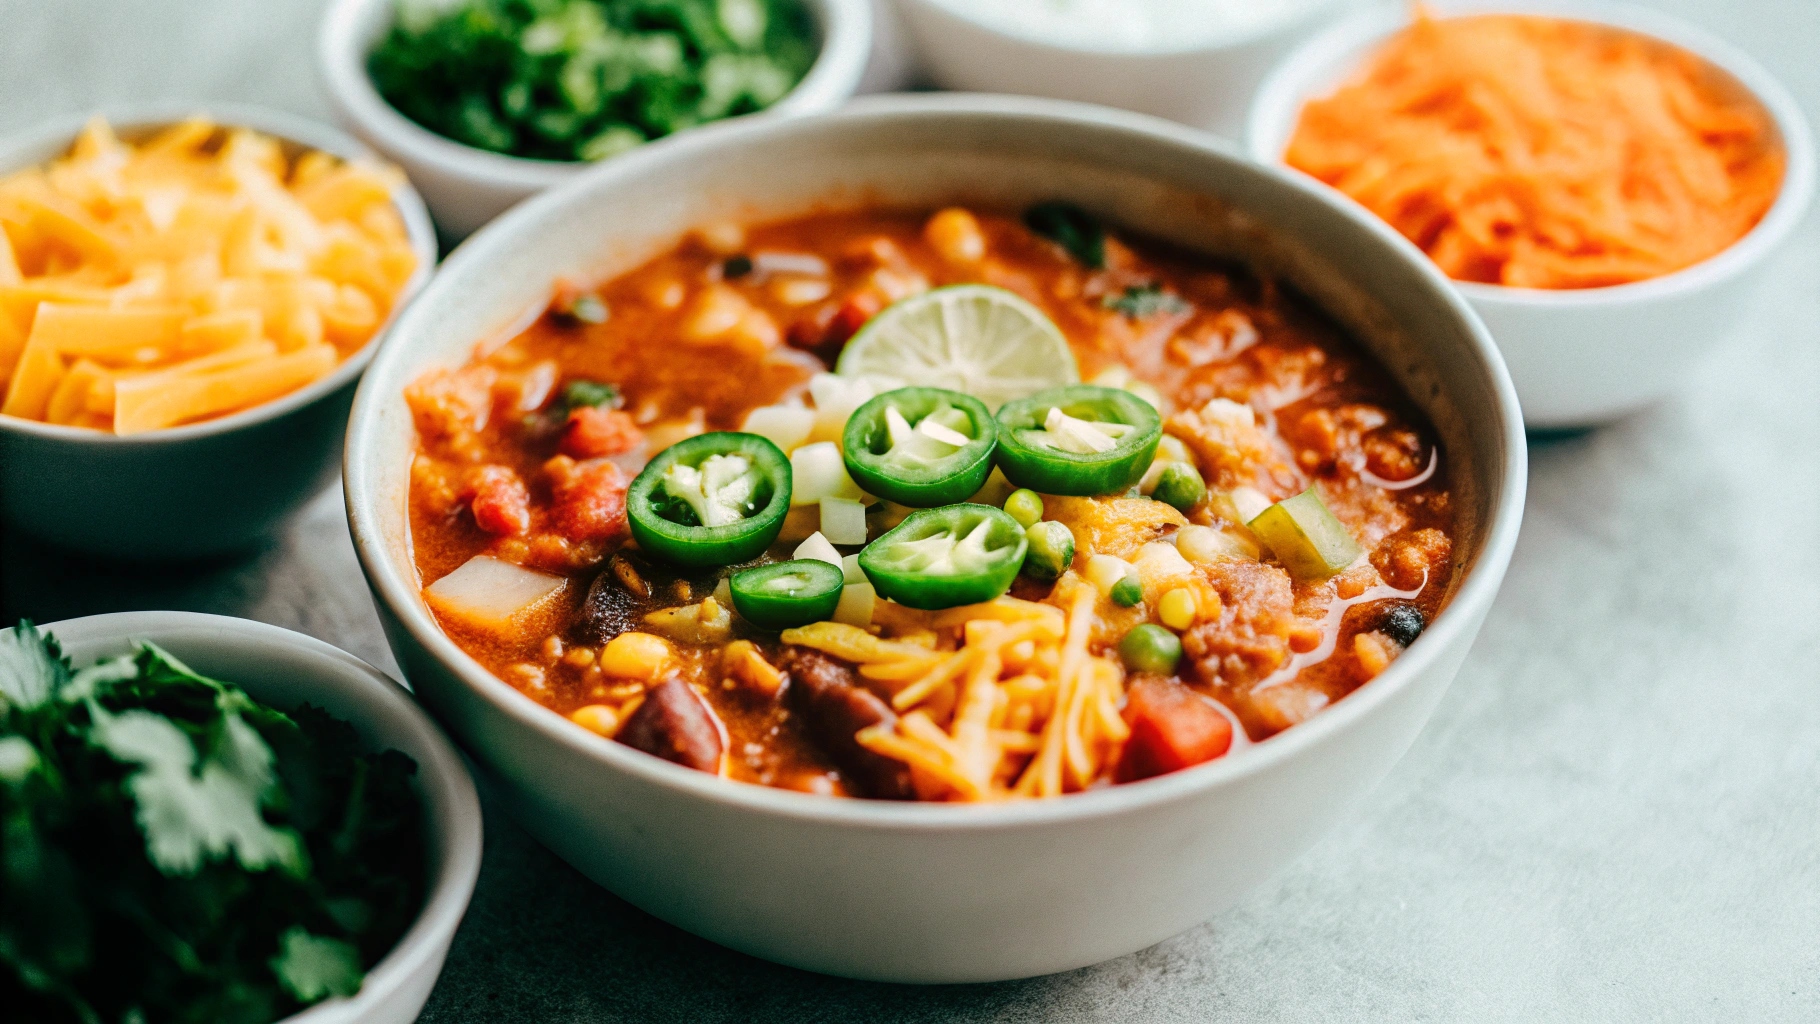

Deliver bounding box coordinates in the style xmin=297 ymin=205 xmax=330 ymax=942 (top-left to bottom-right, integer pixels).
xmin=0 ymin=103 xmax=436 ymax=558
xmin=1248 ymin=0 xmax=1815 ymax=427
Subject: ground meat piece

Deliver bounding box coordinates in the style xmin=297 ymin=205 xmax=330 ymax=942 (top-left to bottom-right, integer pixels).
xmin=467 ymin=465 xmax=530 ymax=535
xmin=404 ymin=365 xmax=496 ymax=460
xmin=778 ymin=647 xmax=915 ymax=800
xmin=546 ymin=455 xmax=629 ymax=543
xmin=1117 ymin=676 xmax=1234 ymax=782
xmin=1181 ymin=558 xmax=1296 ymax=689
xmin=560 ymin=406 xmax=644 ymax=460
xmin=1166 ymin=397 xmax=1300 ymax=495
xmin=1372 ymin=527 xmax=1452 ymax=590
xmin=617 ymin=679 xmax=724 ymax=773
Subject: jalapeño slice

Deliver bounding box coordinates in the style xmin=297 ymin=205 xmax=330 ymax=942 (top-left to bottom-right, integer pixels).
xmin=842 ymin=387 xmax=998 ymax=507
xmin=858 ymin=504 xmax=1028 ymax=610
xmin=729 ymin=559 xmax=845 ymax=629
xmin=628 ymin=432 xmax=791 ymax=568
xmin=993 ymin=385 xmax=1162 ymax=496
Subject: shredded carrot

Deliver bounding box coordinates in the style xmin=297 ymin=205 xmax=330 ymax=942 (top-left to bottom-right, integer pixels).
xmin=1285 ymin=13 xmax=1785 ymax=289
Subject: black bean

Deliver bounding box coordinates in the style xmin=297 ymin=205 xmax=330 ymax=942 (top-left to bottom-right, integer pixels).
xmin=1381 ymin=604 xmax=1426 ymax=647
xmin=575 ymin=569 xmax=640 ymax=645
xmin=723 ymin=254 xmax=753 ymax=279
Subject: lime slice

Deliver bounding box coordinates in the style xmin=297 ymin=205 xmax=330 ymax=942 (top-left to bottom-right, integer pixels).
xmin=835 ymin=285 xmax=1079 ymax=410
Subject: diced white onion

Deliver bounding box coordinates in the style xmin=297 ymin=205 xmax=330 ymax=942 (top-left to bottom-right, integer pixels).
xmin=794 ymin=531 xmax=843 ymax=567
xmin=741 ymin=404 xmax=815 ymax=454
xmin=753 ymin=251 xmax=830 ymax=278
xmin=712 ymin=577 xmax=734 ymax=606
xmin=1228 ymin=486 xmax=1274 ymax=524
xmin=840 ymin=553 xmax=867 ymax=584
xmin=424 ymin=556 xmax=566 ymax=633
xmin=1134 ymin=540 xmax=1194 ymax=581
xmin=820 ymin=496 xmax=869 ymax=545
xmin=808 ymin=373 xmax=874 ymax=444
xmin=833 ymin=582 xmax=876 ymax=626
xmin=791 ymin=441 xmax=863 ymax=505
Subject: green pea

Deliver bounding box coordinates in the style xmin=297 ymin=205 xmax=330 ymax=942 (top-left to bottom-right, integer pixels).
xmin=1004 ymin=488 xmax=1045 ymax=528
xmin=1110 ymin=573 xmax=1144 ymax=607
xmin=1119 ymin=624 xmax=1182 ymax=675
xmin=1022 ymin=521 xmax=1075 ymax=582
xmin=1152 ymin=463 xmax=1205 ymax=512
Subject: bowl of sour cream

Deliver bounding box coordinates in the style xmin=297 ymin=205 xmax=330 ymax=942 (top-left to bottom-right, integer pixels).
xmin=891 ymin=0 xmax=1355 ymax=137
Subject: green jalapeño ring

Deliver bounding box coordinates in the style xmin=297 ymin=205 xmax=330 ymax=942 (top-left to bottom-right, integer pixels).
xmin=993 ymin=384 xmax=1163 ymax=496
xmin=857 ymin=504 xmax=1028 ymax=610
xmin=842 ymin=387 xmax=998 ymax=507
xmin=627 ymin=432 xmax=791 ymax=568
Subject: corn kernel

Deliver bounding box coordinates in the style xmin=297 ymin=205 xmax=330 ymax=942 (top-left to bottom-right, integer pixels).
xmin=1158 ymin=588 xmax=1198 ymax=630
xmin=924 ymin=208 xmax=986 ymax=264
xmin=723 ymin=640 xmax=784 ymax=698
xmin=569 ymin=704 xmax=620 ymax=737
xmin=599 ymin=631 xmax=671 ymax=679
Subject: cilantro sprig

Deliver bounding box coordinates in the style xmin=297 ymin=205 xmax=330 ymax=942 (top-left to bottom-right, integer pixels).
xmin=1104 ymin=283 xmax=1190 ymax=319
xmin=0 ymin=622 xmax=424 ymax=1024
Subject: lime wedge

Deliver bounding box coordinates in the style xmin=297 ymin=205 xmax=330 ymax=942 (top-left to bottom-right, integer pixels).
xmin=835 ymin=285 xmax=1079 ymax=410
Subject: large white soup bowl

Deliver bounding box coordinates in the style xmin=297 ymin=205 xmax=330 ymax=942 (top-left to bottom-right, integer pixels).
xmin=345 ymin=94 xmax=1526 ymax=983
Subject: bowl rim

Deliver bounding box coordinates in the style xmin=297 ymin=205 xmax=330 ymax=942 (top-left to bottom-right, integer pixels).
xmin=35 ymin=610 xmax=483 ymax=1024
xmin=346 ymin=91 xmax=1527 ymax=831
xmin=902 ymin=0 xmax=1345 ymax=58
xmin=1244 ymin=0 xmax=1818 ymax=308
xmin=0 ymin=101 xmax=438 ymax=448
xmin=316 ymin=0 xmax=874 ymax=189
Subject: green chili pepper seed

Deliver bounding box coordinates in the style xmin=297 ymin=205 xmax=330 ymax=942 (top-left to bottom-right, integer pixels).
xmin=1120 ymin=624 xmax=1183 ymax=675
xmin=729 ymin=559 xmax=845 ymax=629
xmin=858 ymin=504 xmax=1028 ymax=610
xmin=1152 ymin=462 xmax=1206 ymax=512
xmin=994 ymin=385 xmax=1162 ymax=496
xmin=842 ymin=387 xmax=999 ymax=507
xmin=1022 ymin=521 xmax=1075 ymax=582
xmin=1110 ymin=574 xmax=1145 ymax=607
xmin=628 ymin=432 xmax=792 ymax=568
xmin=1003 ymin=488 xmax=1044 ymax=528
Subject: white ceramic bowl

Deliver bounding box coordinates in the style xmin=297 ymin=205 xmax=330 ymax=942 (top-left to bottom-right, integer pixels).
xmin=42 ymin=611 xmax=482 ymax=1024
xmin=345 ymin=93 xmax=1526 ymax=983
xmin=1247 ymin=0 xmax=1817 ymax=429
xmin=319 ymin=0 xmax=874 ymax=240
xmin=891 ymin=0 xmax=1354 ymax=138
xmin=0 ymin=104 xmax=437 ymax=560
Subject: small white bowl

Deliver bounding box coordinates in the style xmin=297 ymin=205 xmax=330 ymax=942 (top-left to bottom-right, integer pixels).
xmin=891 ymin=0 xmax=1353 ymax=138
xmin=1247 ymin=0 xmax=1817 ymax=428
xmin=0 ymin=104 xmax=437 ymax=560
xmin=345 ymin=93 xmax=1527 ymax=983
xmin=318 ymin=0 xmax=874 ymax=239
xmin=42 ymin=611 xmax=482 ymax=1024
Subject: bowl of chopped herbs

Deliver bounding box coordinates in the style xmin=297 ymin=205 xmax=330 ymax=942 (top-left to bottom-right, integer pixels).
xmin=0 ymin=612 xmax=481 ymax=1024
xmin=319 ymin=0 xmax=872 ymax=237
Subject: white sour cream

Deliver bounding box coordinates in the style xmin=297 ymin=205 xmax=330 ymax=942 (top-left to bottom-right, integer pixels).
xmin=932 ymin=0 xmax=1329 ymax=51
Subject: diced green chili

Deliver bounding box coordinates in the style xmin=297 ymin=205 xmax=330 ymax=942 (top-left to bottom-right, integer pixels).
xmin=628 ymin=432 xmax=791 ymax=568
xmin=993 ymin=385 xmax=1162 ymax=496
xmin=1024 ymin=202 xmax=1104 ymax=269
xmin=857 ymin=504 xmax=1027 ymax=610
xmin=842 ymin=387 xmax=998 ymax=507
xmin=1245 ymin=485 xmax=1362 ymax=581
xmin=729 ymin=559 xmax=844 ymax=629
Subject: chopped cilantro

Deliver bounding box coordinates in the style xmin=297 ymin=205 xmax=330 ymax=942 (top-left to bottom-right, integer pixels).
xmin=1024 ymin=201 xmax=1105 ymax=269
xmin=0 ymin=621 xmax=424 ymax=1024
xmin=1104 ymin=283 xmax=1190 ymax=319
xmin=563 ymin=379 xmax=621 ymax=410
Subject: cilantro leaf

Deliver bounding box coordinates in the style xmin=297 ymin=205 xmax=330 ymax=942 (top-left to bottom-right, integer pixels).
xmin=562 ymin=379 xmax=620 ymax=409
xmin=86 ymin=703 xmax=305 ymax=877
xmin=1104 ymin=283 xmax=1190 ymax=319
xmin=1024 ymin=202 xmax=1105 ymax=269
xmin=0 ymin=620 xmax=69 ymax=714
xmin=270 ymin=927 xmax=364 ymax=1003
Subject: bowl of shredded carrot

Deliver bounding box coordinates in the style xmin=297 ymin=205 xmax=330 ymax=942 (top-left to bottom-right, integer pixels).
xmin=1247 ymin=1 xmax=1815 ymax=426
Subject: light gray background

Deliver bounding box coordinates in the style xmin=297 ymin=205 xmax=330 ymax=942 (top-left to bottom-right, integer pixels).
xmin=2 ymin=1 xmax=1815 ymax=1020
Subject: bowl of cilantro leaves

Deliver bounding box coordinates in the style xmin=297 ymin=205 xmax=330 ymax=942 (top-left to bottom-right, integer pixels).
xmin=320 ymin=0 xmax=873 ymax=238
xmin=0 ymin=612 xmax=482 ymax=1024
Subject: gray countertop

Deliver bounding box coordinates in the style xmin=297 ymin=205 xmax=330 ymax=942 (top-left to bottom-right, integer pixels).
xmin=3 ymin=1 xmax=1816 ymax=1019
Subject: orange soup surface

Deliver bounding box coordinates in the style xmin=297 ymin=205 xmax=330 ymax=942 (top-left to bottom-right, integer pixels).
xmin=406 ymin=207 xmax=1456 ymax=801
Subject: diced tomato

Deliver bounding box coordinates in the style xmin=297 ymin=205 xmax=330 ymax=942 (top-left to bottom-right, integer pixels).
xmin=560 ymin=405 xmax=644 ymax=460
xmin=547 ymin=456 xmax=629 ymax=542
xmin=827 ymin=291 xmax=883 ymax=345
xmin=468 ymin=465 xmax=530 ymax=536
xmin=1117 ymin=677 xmax=1234 ymax=782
